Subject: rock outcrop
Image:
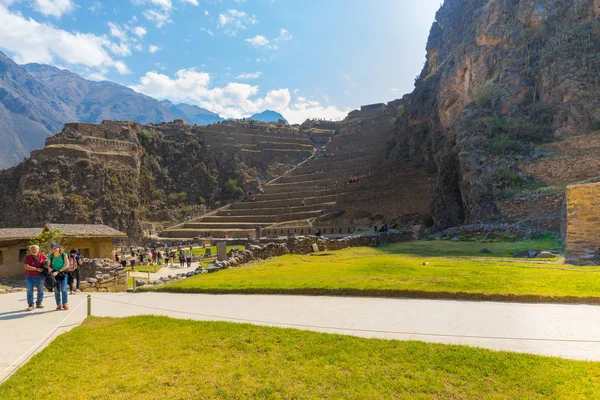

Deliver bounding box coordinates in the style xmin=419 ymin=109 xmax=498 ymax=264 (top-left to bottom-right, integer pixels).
xmin=386 ymin=0 xmax=600 ymax=230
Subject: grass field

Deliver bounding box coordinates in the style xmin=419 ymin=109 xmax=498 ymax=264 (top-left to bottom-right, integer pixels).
xmin=1 ymin=316 xmax=599 ymax=399
xmin=145 ymin=236 xmax=600 ymax=302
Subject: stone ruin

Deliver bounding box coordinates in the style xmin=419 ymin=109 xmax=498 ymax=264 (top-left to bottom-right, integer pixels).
xmin=565 ymin=182 xmax=600 ymax=265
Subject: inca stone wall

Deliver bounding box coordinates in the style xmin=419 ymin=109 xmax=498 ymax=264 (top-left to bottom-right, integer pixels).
xmin=566 ymin=183 xmax=600 ymax=265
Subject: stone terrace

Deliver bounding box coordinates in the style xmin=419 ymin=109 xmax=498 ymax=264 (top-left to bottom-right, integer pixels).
xmin=160 ymin=108 xmax=437 ymax=240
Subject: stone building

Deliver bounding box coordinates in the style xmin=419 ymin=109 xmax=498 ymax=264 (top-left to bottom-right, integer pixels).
xmin=565 ymin=182 xmax=600 ymax=265
xmin=0 ymin=224 xmax=127 ymax=277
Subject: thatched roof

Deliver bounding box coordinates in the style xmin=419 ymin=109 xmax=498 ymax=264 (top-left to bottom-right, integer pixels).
xmin=45 ymin=224 xmax=127 ymax=238
xmin=0 ymin=228 xmax=43 ymax=241
xmin=0 ymin=224 xmax=127 ymax=241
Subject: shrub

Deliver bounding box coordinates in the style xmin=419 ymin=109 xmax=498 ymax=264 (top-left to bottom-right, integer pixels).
xmin=222 ymin=179 xmax=243 ymax=199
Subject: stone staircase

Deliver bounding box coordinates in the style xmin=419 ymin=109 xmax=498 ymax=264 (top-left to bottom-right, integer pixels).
xmin=160 ymin=110 xmax=437 ymax=239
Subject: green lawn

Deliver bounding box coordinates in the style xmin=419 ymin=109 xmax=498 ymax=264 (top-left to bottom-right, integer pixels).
xmin=1 ymin=316 xmax=599 ymax=399
xmin=146 ymin=237 xmax=600 ymax=302
xmin=191 ymin=245 xmax=244 ymax=257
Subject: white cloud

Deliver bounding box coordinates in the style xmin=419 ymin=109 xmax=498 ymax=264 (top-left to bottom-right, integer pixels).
xmin=246 ymin=35 xmax=269 ymax=47
xmin=0 ymin=5 xmax=128 ymax=74
xmin=236 ymin=71 xmax=261 ymax=80
xmin=180 ymin=0 xmax=198 ymax=5
xmin=132 ymin=0 xmax=172 ymax=10
xmin=203 ymin=9 xmax=209 ymax=16
xmin=274 ymin=28 xmax=292 ymax=42
xmin=200 ymin=27 xmax=214 ymax=36
xmin=149 ymin=44 xmax=162 ymax=53
xmin=113 ymin=60 xmax=131 ymax=74
xmin=130 ymin=69 xmax=349 ymax=123
xmin=132 ymin=26 xmax=147 ymax=38
xmin=218 ymin=9 xmax=257 ymax=36
xmin=108 ymin=22 xmax=128 ymax=41
xmin=34 ymin=0 xmax=74 ymax=18
xmin=88 ymin=1 xmax=102 ymax=13
xmin=143 ymin=8 xmax=171 ymax=27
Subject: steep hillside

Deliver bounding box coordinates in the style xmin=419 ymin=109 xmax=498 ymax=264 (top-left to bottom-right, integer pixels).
xmin=0 ymin=120 xmax=313 ymax=238
xmin=386 ymin=0 xmax=600 ymax=231
xmin=0 ymin=53 xmax=74 ymax=167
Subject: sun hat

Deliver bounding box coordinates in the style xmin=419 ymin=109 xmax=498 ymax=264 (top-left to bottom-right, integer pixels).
xmin=52 ymin=243 xmax=61 ymax=248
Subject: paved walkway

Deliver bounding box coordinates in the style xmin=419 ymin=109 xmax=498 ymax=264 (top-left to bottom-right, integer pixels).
xmin=129 ymin=260 xmax=201 ymax=281
xmin=3 ymin=292 xmax=600 ymax=382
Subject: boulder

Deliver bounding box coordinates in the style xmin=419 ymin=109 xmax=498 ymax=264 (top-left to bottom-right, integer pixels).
xmin=514 ymin=250 xmax=538 ymax=258
xmin=451 ymin=237 xmax=460 ymax=242
xmin=537 ymin=251 xmax=558 ymax=259
xmin=135 ymin=280 xmax=147 ymax=287
xmin=481 ymin=248 xmax=491 ymax=254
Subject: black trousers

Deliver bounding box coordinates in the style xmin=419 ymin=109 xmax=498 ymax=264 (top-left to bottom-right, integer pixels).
xmin=68 ymin=269 xmax=80 ymax=291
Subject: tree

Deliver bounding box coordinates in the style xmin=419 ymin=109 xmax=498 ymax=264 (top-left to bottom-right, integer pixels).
xmin=28 ymin=229 xmax=66 ymax=254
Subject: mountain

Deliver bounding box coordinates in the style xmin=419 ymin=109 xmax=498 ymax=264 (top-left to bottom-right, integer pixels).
xmin=0 ymin=52 xmax=224 ymax=168
xmin=160 ymin=100 xmax=223 ymax=126
xmin=24 ymin=63 xmax=182 ymax=125
xmin=250 ymin=110 xmax=288 ymax=124
xmin=0 ymin=52 xmax=74 ymax=167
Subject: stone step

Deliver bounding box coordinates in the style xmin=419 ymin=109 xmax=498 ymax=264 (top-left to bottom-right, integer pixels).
xmin=228 ymin=194 xmax=341 ymax=209
xmin=160 ymin=228 xmax=255 ymax=239
xmin=292 ymin=157 xmax=377 ymax=175
xmin=217 ymin=204 xmax=332 ymax=216
xmin=275 ymin=168 xmax=373 ymax=184
xmin=251 ymin=188 xmax=342 ymax=202
xmin=262 ymin=179 xmax=336 ymax=194
xmin=200 ymin=211 xmax=323 ymax=224
xmin=183 ymin=222 xmax=272 ymax=229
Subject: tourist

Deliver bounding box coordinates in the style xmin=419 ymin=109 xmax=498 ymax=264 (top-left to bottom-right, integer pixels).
xmin=120 ymin=254 xmax=127 ymax=270
xmin=169 ymin=249 xmax=176 ymax=266
xmin=67 ymin=249 xmax=82 ymax=295
xmin=48 ymin=243 xmax=70 ymax=310
xmin=164 ymin=250 xmax=170 ymax=266
xmin=315 ymin=229 xmax=322 ymax=237
xmin=130 ymin=253 xmax=136 ymax=269
xmin=178 ymin=248 xmax=185 ymax=268
xmin=186 ymin=249 xmax=193 ymax=267
xmin=23 ymin=245 xmax=48 ymax=311
xmin=157 ymin=250 xmax=163 ymax=266
xmin=151 ymin=250 xmax=157 ymax=265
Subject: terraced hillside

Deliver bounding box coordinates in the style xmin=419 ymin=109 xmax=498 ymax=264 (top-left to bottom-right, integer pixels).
xmin=161 ymin=104 xmax=437 ymax=239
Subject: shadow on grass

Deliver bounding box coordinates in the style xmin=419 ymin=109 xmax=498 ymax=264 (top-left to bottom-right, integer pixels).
xmin=374 ymin=235 xmax=564 ymax=258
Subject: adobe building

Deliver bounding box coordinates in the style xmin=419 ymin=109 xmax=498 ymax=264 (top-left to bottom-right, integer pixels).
xmin=0 ymin=224 xmax=127 ymax=278
xmin=565 ymin=182 xmax=600 ymax=265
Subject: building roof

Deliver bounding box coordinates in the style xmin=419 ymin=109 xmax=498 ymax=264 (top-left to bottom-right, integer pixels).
xmin=45 ymin=224 xmax=127 ymax=238
xmin=0 ymin=228 xmax=44 ymax=241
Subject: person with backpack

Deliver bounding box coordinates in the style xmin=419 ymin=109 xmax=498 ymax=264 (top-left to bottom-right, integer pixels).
xmin=23 ymin=245 xmax=48 ymax=311
xmin=186 ymin=248 xmax=193 ymax=267
xmin=48 ymin=243 xmax=70 ymax=310
xmin=67 ymin=249 xmax=82 ymax=295
xmin=178 ymin=248 xmax=185 ymax=268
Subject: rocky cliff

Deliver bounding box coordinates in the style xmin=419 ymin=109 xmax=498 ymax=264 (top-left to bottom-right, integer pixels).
xmin=387 ymin=0 xmax=600 ymax=230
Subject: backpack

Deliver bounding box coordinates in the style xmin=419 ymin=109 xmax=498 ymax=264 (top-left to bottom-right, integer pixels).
xmin=44 ymin=273 xmax=58 ymax=290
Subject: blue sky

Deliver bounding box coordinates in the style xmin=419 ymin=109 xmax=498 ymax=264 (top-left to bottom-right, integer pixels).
xmin=0 ymin=0 xmax=442 ymax=123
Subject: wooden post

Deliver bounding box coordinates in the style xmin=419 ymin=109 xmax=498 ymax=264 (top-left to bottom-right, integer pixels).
xmin=87 ymin=295 xmax=91 ymax=317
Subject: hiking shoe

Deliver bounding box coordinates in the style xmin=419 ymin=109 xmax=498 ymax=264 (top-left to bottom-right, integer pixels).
xmin=56 ymin=305 xmax=62 ymax=311
xmin=62 ymin=303 xmax=69 ymax=310
xmin=36 ymin=303 xmax=44 ymax=309
xmin=26 ymin=305 xmax=34 ymax=311
xmin=69 ymin=291 xmax=74 ymax=295
xmin=76 ymin=289 xmax=81 ymax=293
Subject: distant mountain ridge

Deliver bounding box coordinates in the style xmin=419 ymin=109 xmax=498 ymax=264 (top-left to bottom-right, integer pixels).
xmin=0 ymin=51 xmax=293 ymax=168
xmin=250 ymin=110 xmax=288 ymax=124
xmin=0 ymin=52 xmax=226 ymax=168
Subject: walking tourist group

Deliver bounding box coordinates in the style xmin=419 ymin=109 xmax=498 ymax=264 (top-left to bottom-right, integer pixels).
xmin=23 ymin=243 xmax=82 ymax=312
